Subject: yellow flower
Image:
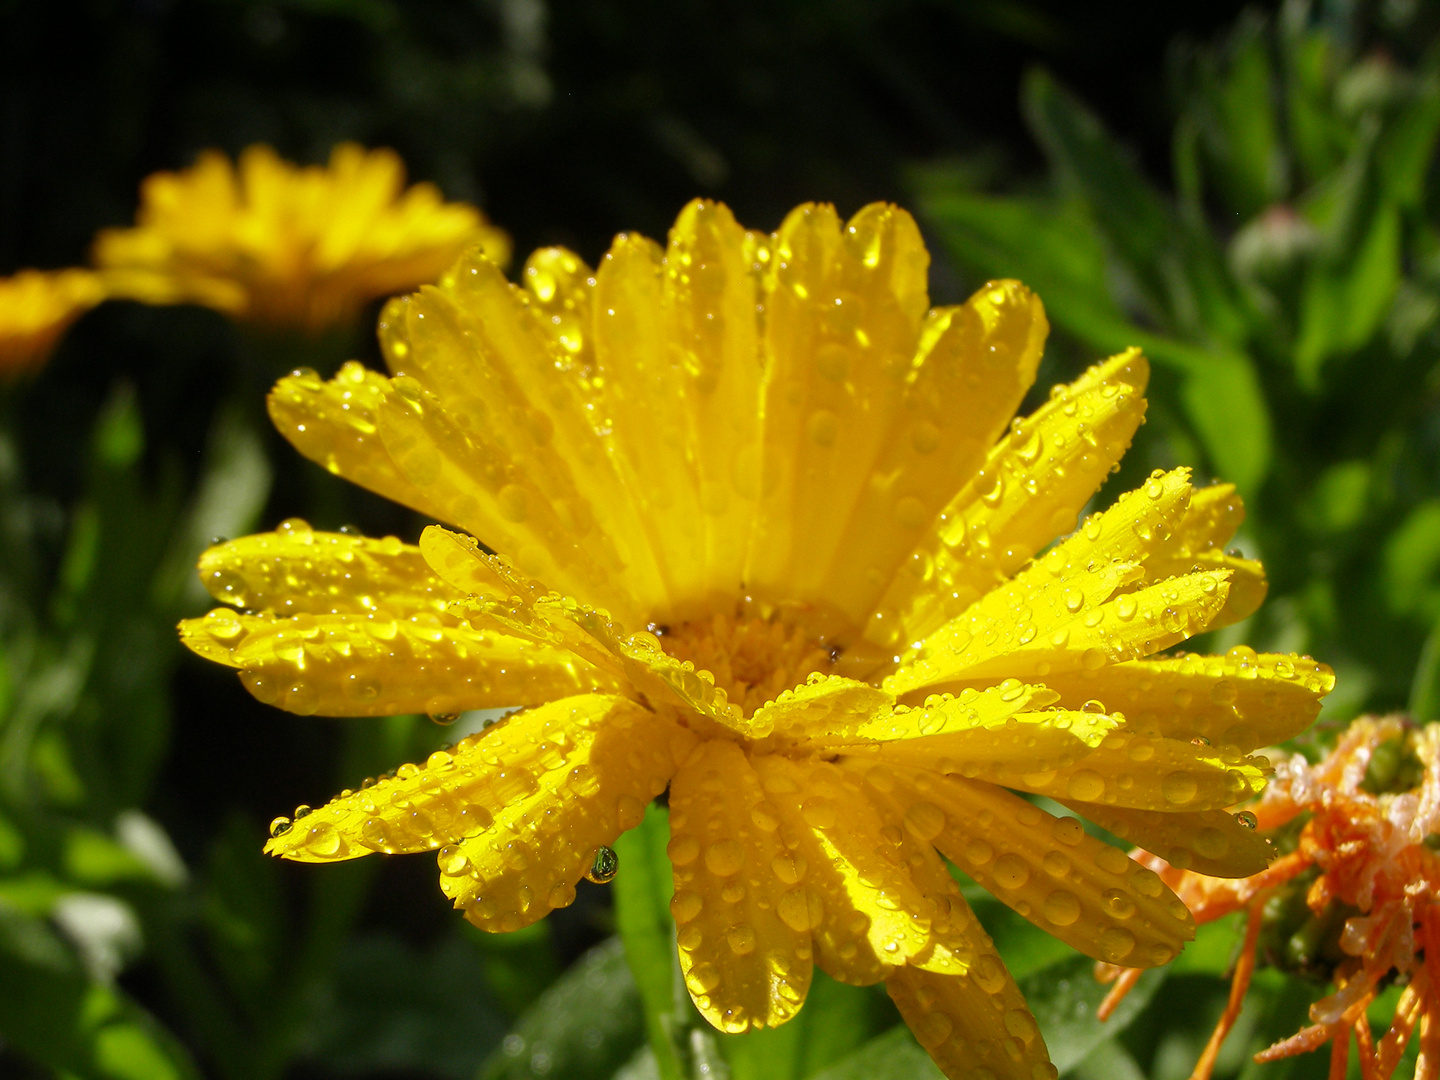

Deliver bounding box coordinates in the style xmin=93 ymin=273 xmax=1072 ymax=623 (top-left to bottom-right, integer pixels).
xmin=94 ymin=143 xmax=510 ymax=332
xmin=0 ymin=268 xmax=105 ymax=375
xmin=179 ymin=200 xmax=1332 ymax=1079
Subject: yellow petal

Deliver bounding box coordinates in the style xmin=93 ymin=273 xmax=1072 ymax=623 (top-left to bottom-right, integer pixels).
xmin=263 ymin=693 xmax=682 ymax=865
xmin=1035 ymin=650 xmax=1333 ymax=752
xmin=748 ymin=755 xmax=934 ymax=984
xmin=869 ymin=348 xmax=1148 ymax=650
xmin=442 ymin=698 xmax=695 ymax=933
xmin=196 ymin=526 xmax=459 ymax=617
xmin=1067 ymin=803 xmax=1272 ymax=878
xmin=889 ymin=567 xmax=1231 ymax=697
xmin=822 ymin=280 xmax=1049 ymax=629
xmin=662 ymin=200 xmax=764 ymax=607
xmin=746 ymin=675 xmax=895 ymax=743
xmin=668 ymin=740 xmax=813 ymax=1032
xmin=180 ymin=608 xmax=615 ymax=716
xmin=519 ymin=246 xmax=596 ymax=370
xmin=852 ymin=707 xmax=1120 ymax=779
xmin=267 ymin=362 xmax=450 ymax=522
xmin=882 ymin=767 xmax=1193 ymax=966
xmin=376 ymin=374 xmax=634 ymax=618
xmin=1143 ymin=483 xmax=1266 ymax=627
xmin=746 ymin=204 xmax=932 ymax=636
xmin=591 ymin=232 xmax=709 ymax=609
xmin=416 ymin=249 xmax=675 ymax=614
xmin=888 ymin=468 xmax=1235 ymax=696
xmin=887 ymin=961 xmax=1051 ymax=1080
xmin=993 ymin=732 xmax=1270 ymax=811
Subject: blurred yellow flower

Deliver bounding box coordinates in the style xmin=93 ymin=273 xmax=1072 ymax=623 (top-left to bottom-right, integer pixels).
xmin=1100 ymin=715 xmax=1440 ymax=1080
xmin=95 ymin=143 xmax=510 ymax=332
xmin=180 ymin=199 xmax=1331 ymax=1079
xmin=0 ymin=268 xmax=105 ymax=376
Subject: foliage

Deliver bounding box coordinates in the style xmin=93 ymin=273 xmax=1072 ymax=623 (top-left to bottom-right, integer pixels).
xmin=916 ymin=0 xmax=1440 ymax=733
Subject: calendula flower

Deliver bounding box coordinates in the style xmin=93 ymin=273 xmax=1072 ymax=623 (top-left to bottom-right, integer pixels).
xmin=0 ymin=268 xmax=105 ymax=375
xmin=1097 ymin=716 xmax=1440 ymax=1080
xmin=180 ymin=199 xmax=1332 ymax=1079
xmin=95 ymin=143 xmax=509 ymax=332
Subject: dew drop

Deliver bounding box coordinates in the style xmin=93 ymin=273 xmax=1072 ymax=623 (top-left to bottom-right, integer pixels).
xmin=585 ymin=846 xmax=619 ymax=884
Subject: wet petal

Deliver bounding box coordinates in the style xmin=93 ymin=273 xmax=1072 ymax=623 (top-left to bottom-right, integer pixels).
xmin=267 ymin=362 xmax=450 ymax=522
xmin=181 ymin=607 xmax=615 ymax=717
xmin=1069 ymin=804 xmax=1273 ymax=878
xmin=882 ymin=767 xmax=1194 ymax=966
xmin=442 ymin=699 xmax=694 ymax=933
xmin=669 ymin=740 xmax=813 ymax=1032
xmin=822 ymin=280 xmax=1049 ymax=628
xmin=263 ymin=693 xmax=682 ymax=863
xmin=887 ymin=961 xmax=1052 ymax=1080
xmin=1142 ymin=482 xmax=1266 ymax=627
xmin=870 ymin=348 xmax=1148 ymax=650
xmin=746 ymin=204 xmax=936 ymax=636
xmin=1036 ymin=650 xmax=1333 ymax=752
xmin=195 ymin=526 xmax=460 ymax=617
xmin=749 ymin=754 xmax=935 ymax=985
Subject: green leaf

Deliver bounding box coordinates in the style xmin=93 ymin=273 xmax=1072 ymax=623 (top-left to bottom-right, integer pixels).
xmin=304 ymin=931 xmax=508 ymax=1079
xmin=918 ymin=187 xmax=1272 ymax=493
xmin=1021 ymin=69 xmax=1175 ymax=315
xmin=723 ymin=972 xmax=894 ymax=1080
xmin=0 ymin=902 xmax=200 ymax=1080
xmin=1410 ymin=613 xmax=1440 ymax=723
xmin=806 ymin=1025 xmax=943 ymax=1080
xmin=480 ymin=937 xmax=646 ymax=1080
xmin=1017 ymin=952 xmax=1165 ymax=1074
xmin=1189 ymin=14 xmax=1287 ymax=217
xmin=1382 ymin=499 xmax=1440 ymax=616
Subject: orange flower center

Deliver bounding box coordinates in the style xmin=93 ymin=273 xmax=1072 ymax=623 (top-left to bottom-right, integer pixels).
xmin=658 ymin=613 xmax=837 ymax=718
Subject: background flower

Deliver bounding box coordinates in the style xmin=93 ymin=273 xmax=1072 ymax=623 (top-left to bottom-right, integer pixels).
xmin=94 ymin=144 xmax=509 ymax=332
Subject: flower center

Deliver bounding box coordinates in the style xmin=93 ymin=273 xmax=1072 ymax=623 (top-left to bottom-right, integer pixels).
xmin=658 ymin=613 xmax=837 ymax=718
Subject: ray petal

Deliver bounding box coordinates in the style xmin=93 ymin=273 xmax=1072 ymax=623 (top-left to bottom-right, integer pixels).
xmin=181 ymin=607 xmax=618 ymax=716
xmin=267 ymin=361 xmax=451 ymax=522
xmin=868 ymin=348 xmax=1148 ymax=650
xmin=821 ymin=280 xmax=1049 ymax=629
xmin=882 ymin=767 xmax=1194 ymax=966
xmin=1036 ymin=651 xmax=1334 ymax=752
xmin=1066 ymin=803 xmax=1273 ymax=877
xmin=195 ymin=527 xmax=461 ymax=617
xmin=749 ymin=754 xmax=935 ymax=984
xmin=887 ymin=961 xmax=1051 ymax=1080
xmin=668 ymin=740 xmax=813 ymax=1032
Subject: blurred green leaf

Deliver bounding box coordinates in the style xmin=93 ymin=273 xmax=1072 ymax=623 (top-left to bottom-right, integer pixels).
xmin=917 ymin=182 xmax=1272 ymax=493
xmin=462 ymin=919 xmax=559 ymax=1018
xmin=64 ymin=827 xmax=157 ymax=887
xmin=1383 ymin=499 xmax=1440 ymax=616
xmin=1410 ymin=613 xmax=1440 ymax=722
xmin=806 ymin=1025 xmax=942 ymax=1080
xmin=1188 ymin=14 xmax=1287 ymax=217
xmin=0 ymin=902 xmax=200 ymax=1080
xmin=1067 ymin=1037 xmax=1147 ymax=1080
xmin=1301 ymin=460 xmax=1372 ymax=536
xmin=1018 ymin=952 xmax=1164 ymax=1073
xmin=723 ymin=972 xmax=894 ymax=1080
xmin=1021 ymin=69 xmax=1176 ymax=318
xmin=481 ymin=937 xmax=645 ymax=1080
xmin=202 ymin=814 xmax=285 ymax=1013
xmin=303 ymin=931 xmax=507 ymax=1079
